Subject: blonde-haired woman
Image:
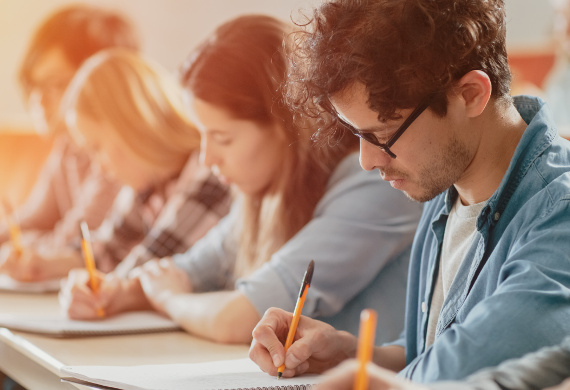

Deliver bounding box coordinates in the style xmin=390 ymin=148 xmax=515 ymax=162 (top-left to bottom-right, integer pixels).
xmin=60 ymin=15 xmax=422 ymax=345
xmin=0 ymin=48 xmax=230 ymax=281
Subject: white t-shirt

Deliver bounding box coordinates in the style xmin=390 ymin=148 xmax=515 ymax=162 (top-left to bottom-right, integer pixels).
xmin=425 ymin=195 xmax=487 ymax=347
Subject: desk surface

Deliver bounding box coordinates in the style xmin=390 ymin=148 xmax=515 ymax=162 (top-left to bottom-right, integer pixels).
xmin=0 ymin=291 xmax=250 ymax=389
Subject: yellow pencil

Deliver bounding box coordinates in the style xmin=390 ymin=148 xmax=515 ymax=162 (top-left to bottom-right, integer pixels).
xmin=354 ymin=309 xmax=377 ymax=390
xmin=277 ymin=260 xmax=315 ymax=379
xmin=80 ymin=221 xmax=105 ymax=318
xmin=1 ymin=200 xmax=22 ymax=257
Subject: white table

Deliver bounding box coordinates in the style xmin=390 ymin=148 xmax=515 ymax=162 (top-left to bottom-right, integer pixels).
xmin=0 ymin=291 xmax=250 ymax=389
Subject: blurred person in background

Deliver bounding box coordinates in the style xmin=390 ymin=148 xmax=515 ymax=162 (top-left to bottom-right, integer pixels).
xmin=0 ymin=5 xmax=139 ymax=267
xmin=0 ymin=48 xmax=231 ymax=282
xmin=59 ymin=14 xmax=423 ymax=345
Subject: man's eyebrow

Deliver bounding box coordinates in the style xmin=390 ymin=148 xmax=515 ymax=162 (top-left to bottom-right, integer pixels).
xmin=357 ymin=125 xmax=390 ymax=134
xmin=206 ymin=129 xmax=230 ymax=135
xmin=338 ymin=111 xmax=396 ymax=132
xmin=340 ymin=119 xmax=390 ymax=134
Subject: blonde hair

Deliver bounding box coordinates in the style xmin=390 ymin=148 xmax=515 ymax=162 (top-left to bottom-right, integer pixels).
xmin=64 ymin=48 xmax=200 ymax=172
xmin=180 ymin=15 xmax=358 ymax=277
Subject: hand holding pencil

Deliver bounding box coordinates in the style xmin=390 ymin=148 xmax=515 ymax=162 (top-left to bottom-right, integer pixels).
xmin=0 ymin=199 xmax=33 ymax=281
xmin=1 ymin=199 xmax=22 ymax=257
xmin=314 ymin=358 xmax=427 ymax=390
xmin=250 ymin=260 xmax=358 ymax=379
xmin=277 ymin=259 xmax=315 ymax=379
xmin=59 ymin=268 xmax=125 ymax=320
xmin=313 ymin=309 xmax=428 ymax=390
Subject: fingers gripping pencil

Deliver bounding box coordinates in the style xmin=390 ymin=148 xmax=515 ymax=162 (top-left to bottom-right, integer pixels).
xmin=277 ymin=259 xmax=315 ymax=379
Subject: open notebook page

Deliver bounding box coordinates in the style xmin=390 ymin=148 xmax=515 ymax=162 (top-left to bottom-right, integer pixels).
xmin=0 ymin=274 xmax=62 ymax=293
xmin=0 ymin=311 xmax=180 ymax=337
xmin=61 ymin=357 xmax=321 ymax=390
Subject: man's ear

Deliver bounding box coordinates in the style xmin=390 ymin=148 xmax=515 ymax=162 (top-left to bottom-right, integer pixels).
xmin=454 ymin=70 xmax=492 ymax=118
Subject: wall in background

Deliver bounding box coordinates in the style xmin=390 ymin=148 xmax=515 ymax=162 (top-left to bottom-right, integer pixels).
xmin=0 ymin=0 xmax=557 ymax=128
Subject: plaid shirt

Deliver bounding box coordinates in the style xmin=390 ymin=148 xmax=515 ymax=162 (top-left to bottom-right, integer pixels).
xmin=93 ymin=152 xmax=231 ymax=273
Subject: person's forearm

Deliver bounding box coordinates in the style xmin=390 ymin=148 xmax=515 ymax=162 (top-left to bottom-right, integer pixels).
xmin=162 ymin=290 xmax=260 ymax=344
xmin=325 ymin=330 xmax=362 ymax=370
xmin=373 ymin=345 xmax=407 ymax=372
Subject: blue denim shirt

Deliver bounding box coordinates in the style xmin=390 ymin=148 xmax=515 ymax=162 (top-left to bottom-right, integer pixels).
xmin=394 ymin=96 xmax=570 ymax=382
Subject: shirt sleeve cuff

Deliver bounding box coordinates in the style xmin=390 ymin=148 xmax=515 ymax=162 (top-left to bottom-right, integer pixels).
xmin=383 ymin=336 xmax=406 ymax=348
xmin=235 ymin=263 xmax=295 ymax=317
xmin=172 ymin=252 xmax=204 ymax=292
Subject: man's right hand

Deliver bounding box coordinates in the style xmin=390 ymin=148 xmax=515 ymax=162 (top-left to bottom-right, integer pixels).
xmin=249 ymin=307 xmax=358 ymax=378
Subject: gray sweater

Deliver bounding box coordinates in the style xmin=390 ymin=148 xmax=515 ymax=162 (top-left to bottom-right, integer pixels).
xmin=173 ymin=153 xmax=423 ymax=341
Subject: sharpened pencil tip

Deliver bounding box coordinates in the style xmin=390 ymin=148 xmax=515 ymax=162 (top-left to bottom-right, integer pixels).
xmin=277 ymin=372 xmax=282 ymax=380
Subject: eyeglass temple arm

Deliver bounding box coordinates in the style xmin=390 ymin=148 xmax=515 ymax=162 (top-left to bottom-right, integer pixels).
xmin=386 ymin=100 xmax=431 ymax=147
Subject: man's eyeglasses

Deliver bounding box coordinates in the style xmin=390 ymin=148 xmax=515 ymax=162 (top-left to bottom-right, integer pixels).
xmin=342 ymin=99 xmax=431 ymax=159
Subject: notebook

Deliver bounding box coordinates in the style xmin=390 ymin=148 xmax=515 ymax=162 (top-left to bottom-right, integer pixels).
xmin=61 ymin=358 xmax=320 ymax=390
xmin=0 ymin=311 xmax=180 ymax=337
xmin=0 ymin=274 xmax=62 ymax=293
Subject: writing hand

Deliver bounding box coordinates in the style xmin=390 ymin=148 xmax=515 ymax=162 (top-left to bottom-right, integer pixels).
xmin=59 ymin=269 xmax=118 ymax=319
xmin=249 ymin=307 xmax=357 ymax=378
xmin=316 ymin=359 xmax=427 ymax=390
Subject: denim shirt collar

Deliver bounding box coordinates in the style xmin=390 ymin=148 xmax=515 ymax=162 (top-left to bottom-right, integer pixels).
xmin=425 ymin=95 xmax=557 ymax=344
xmin=442 ymin=96 xmax=556 ymax=232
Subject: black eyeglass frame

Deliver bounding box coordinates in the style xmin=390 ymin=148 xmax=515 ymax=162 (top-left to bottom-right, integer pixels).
xmin=343 ymin=99 xmax=431 ymax=159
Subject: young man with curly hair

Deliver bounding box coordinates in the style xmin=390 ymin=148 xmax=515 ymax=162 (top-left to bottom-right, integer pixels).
xmin=249 ymin=0 xmax=570 ymax=386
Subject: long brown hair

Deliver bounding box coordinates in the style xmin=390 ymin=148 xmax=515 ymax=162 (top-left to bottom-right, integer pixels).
xmin=180 ymin=15 xmax=357 ymax=277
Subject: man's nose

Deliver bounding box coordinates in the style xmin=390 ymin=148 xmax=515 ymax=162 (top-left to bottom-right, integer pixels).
xmin=359 ymin=139 xmax=392 ymax=171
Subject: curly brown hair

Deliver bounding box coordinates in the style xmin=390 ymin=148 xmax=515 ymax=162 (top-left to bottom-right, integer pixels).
xmin=285 ymin=0 xmax=512 ymax=138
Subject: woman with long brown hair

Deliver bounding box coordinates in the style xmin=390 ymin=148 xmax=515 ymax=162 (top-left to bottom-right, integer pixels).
xmin=60 ymin=15 xmax=422 ymax=345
